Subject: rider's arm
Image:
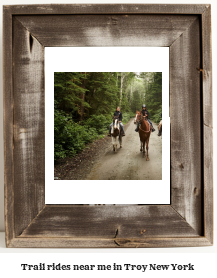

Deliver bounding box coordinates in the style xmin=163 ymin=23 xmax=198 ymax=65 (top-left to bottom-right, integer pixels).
xmin=119 ymin=112 xmax=123 ymax=122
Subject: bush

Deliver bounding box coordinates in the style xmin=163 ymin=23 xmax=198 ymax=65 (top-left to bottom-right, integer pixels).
xmin=129 ymin=111 xmax=136 ymax=118
xmin=122 ymin=112 xmax=131 ymax=124
xmin=151 ymin=108 xmax=162 ymax=124
xmin=84 ymin=114 xmax=111 ymax=135
xmin=122 ymin=112 xmax=136 ymax=124
xmin=54 ymin=110 xmax=98 ymax=162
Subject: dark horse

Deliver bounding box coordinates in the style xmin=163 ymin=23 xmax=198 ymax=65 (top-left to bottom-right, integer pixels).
xmin=111 ymin=116 xmax=122 ymax=153
xmin=158 ymin=120 xmax=162 ymax=137
xmin=135 ymin=110 xmax=151 ymax=160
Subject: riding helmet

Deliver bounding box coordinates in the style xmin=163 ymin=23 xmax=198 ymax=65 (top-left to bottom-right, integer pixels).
xmin=142 ymin=104 xmax=146 ymax=108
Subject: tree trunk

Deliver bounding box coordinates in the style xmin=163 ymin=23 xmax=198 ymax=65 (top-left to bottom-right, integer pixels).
xmin=119 ymin=72 xmax=125 ymax=109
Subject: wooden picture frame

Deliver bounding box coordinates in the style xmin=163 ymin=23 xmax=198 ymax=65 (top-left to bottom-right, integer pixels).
xmin=3 ymin=4 xmax=213 ymax=248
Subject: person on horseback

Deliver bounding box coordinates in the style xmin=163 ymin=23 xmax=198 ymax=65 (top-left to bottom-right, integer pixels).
xmin=158 ymin=113 xmax=162 ymax=136
xmin=108 ymin=106 xmax=126 ymax=137
xmin=135 ymin=104 xmax=155 ymax=132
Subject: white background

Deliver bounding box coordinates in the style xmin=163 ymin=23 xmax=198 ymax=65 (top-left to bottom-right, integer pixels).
xmin=0 ymin=0 xmax=216 ymax=277
xmin=45 ymin=47 xmax=170 ymax=204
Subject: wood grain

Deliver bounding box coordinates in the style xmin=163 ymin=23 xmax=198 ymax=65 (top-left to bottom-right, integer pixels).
xmin=12 ymin=17 xmax=45 ymax=237
xmin=201 ymin=5 xmax=213 ymax=245
xmin=203 ymin=125 xmax=213 ymax=243
xmin=3 ymin=6 xmax=14 ymax=247
xmin=4 ymin=4 xmax=207 ymax=15
xmin=170 ymin=17 xmax=202 ymax=234
xmin=20 ymin=205 xmax=199 ymax=238
xmin=202 ymin=6 xmax=212 ymax=129
xmin=16 ymin=15 xmax=197 ymax=47
xmin=8 ymin=237 xmax=212 ymax=248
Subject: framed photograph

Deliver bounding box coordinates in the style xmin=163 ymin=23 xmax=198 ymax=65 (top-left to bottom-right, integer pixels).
xmin=4 ymin=4 xmax=213 ymax=248
xmin=46 ymin=47 xmax=170 ymax=205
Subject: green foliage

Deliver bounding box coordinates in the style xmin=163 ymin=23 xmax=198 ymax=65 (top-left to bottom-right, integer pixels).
xmin=122 ymin=112 xmax=131 ymax=124
xmin=151 ymin=107 xmax=162 ymax=123
xmin=83 ymin=114 xmax=111 ymax=135
xmin=54 ymin=72 xmax=91 ymax=119
xmin=85 ymin=72 xmax=119 ymax=116
xmin=142 ymin=72 xmax=162 ymax=122
xmin=129 ymin=111 xmax=136 ymax=118
xmin=130 ymin=90 xmax=143 ymax=112
xmin=120 ymin=93 xmax=131 ymax=113
xmin=54 ymin=110 xmax=98 ymax=161
xmin=127 ymin=78 xmax=145 ymax=113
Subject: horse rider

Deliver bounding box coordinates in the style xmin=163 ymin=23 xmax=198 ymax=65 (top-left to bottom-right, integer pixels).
xmin=108 ymin=106 xmax=126 ymax=137
xmin=158 ymin=113 xmax=162 ymax=136
xmin=135 ymin=104 xmax=155 ymax=132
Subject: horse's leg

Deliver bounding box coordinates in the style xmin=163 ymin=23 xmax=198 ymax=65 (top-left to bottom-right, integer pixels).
xmin=113 ymin=137 xmax=117 ymax=153
xmin=143 ymin=140 xmax=146 ymax=158
xmin=146 ymin=138 xmax=150 ymax=161
xmin=119 ymin=135 xmax=122 ymax=148
xmin=112 ymin=136 xmax=115 ymax=151
xmin=140 ymin=141 xmax=142 ymax=152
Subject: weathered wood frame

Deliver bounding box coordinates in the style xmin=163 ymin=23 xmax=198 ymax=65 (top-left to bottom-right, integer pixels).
xmin=3 ymin=4 xmax=212 ymax=248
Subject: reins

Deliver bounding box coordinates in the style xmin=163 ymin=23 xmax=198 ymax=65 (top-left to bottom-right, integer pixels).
xmin=139 ymin=118 xmax=150 ymax=133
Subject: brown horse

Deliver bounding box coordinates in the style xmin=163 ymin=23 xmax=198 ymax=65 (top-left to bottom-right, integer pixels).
xmin=135 ymin=111 xmax=151 ymax=160
xmin=158 ymin=120 xmax=162 ymax=137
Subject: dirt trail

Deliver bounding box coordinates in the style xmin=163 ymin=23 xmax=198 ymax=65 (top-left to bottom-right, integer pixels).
xmin=85 ymin=119 xmax=162 ymax=180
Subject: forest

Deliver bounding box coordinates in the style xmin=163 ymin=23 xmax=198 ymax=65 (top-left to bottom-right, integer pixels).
xmin=54 ymin=72 xmax=162 ymax=162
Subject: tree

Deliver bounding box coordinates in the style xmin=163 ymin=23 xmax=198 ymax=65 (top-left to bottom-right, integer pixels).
xmin=140 ymin=72 xmax=162 ymax=122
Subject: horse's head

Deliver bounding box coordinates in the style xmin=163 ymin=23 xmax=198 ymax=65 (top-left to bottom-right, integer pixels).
xmin=134 ymin=110 xmax=142 ymax=124
xmin=113 ymin=116 xmax=119 ymax=130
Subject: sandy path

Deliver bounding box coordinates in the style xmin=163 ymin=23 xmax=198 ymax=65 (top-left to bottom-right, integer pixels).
xmin=85 ymin=119 xmax=162 ymax=180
